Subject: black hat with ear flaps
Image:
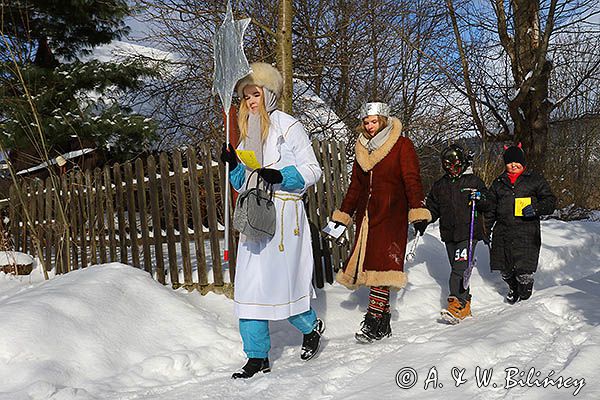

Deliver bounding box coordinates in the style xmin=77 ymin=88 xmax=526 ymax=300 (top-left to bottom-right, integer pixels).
xmin=503 ymin=143 xmax=526 ymax=165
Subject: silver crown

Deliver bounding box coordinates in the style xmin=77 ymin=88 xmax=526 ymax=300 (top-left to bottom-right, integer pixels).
xmin=358 ymin=102 xmax=390 ymax=119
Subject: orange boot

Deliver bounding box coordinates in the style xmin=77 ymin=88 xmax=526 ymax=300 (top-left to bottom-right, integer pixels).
xmin=441 ymin=296 xmax=472 ymax=324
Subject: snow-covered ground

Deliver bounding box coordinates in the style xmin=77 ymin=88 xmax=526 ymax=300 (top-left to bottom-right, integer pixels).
xmin=1 ymin=218 xmax=599 ymax=400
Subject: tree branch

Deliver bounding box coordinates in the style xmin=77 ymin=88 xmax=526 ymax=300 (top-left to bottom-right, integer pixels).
xmin=492 ymin=0 xmax=515 ymax=65
xmin=553 ymin=56 xmax=600 ymax=110
xmin=446 ymin=0 xmax=488 ymax=138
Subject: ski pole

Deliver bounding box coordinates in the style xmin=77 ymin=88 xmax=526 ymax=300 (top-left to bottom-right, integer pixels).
xmin=405 ymin=233 xmax=421 ymax=262
xmin=460 ymin=188 xmax=478 ymax=288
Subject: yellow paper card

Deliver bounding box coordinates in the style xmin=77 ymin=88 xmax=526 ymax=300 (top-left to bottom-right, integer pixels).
xmin=515 ymin=197 xmax=532 ymax=216
xmin=235 ymin=150 xmax=261 ymax=170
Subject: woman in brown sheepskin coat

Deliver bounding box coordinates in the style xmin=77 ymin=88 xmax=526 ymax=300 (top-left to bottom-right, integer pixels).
xmin=332 ymin=102 xmax=431 ymax=343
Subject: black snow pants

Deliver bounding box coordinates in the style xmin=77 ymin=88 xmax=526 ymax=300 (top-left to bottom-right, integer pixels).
xmin=445 ymin=240 xmax=477 ymax=304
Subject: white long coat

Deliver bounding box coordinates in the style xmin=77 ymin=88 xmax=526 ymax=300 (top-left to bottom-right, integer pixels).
xmin=233 ymin=110 xmax=322 ymax=320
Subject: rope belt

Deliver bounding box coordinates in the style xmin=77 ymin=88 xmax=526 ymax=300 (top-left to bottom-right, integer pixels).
xmin=273 ymin=192 xmax=302 ymax=252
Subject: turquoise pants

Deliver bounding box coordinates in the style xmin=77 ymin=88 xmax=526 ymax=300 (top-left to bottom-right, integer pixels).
xmin=239 ymin=308 xmax=317 ymax=359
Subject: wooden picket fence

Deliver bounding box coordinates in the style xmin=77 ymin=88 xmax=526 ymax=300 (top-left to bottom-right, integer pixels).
xmin=3 ymin=140 xmax=353 ymax=294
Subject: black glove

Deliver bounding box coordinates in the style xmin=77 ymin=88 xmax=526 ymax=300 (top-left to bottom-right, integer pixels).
xmin=522 ymin=204 xmax=536 ymax=218
xmin=258 ymin=168 xmax=283 ymax=184
xmin=220 ymin=143 xmax=238 ymax=169
xmin=413 ymin=220 xmax=428 ymax=236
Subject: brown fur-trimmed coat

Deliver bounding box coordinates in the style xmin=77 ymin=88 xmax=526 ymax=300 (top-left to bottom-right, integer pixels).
xmin=333 ymin=118 xmax=431 ymax=290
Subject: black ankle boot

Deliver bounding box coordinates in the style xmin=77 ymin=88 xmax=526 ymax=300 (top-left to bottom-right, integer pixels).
xmin=506 ymin=287 xmax=519 ymax=304
xmin=355 ymin=311 xmax=392 ymax=344
xmin=502 ymin=272 xmax=520 ymax=304
xmin=300 ymin=318 xmax=325 ymax=361
xmin=517 ymin=282 xmax=534 ymax=301
xmin=516 ymin=273 xmax=534 ymax=301
xmin=355 ymin=312 xmax=379 ymax=343
xmin=377 ymin=311 xmax=392 ymax=339
xmin=231 ymin=358 xmax=271 ymax=379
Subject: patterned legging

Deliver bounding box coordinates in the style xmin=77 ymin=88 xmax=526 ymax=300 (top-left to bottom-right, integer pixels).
xmin=367 ymin=286 xmax=390 ymax=315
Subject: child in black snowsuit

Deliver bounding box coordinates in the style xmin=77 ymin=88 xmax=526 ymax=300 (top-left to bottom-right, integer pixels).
xmin=485 ymin=144 xmax=556 ymax=303
xmin=424 ymin=144 xmax=491 ymax=323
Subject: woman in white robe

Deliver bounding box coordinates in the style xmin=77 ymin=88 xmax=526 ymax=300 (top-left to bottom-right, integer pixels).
xmin=220 ymin=62 xmax=324 ymax=379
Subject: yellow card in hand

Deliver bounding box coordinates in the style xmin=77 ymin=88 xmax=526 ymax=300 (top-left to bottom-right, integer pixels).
xmin=235 ymin=150 xmax=262 ymax=170
xmin=515 ymin=197 xmax=532 ymax=216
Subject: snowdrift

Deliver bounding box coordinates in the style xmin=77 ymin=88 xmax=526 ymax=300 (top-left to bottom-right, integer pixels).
xmin=0 ymin=219 xmax=598 ymax=400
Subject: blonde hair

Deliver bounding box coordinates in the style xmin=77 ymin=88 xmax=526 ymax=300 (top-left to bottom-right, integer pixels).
xmin=238 ymin=86 xmax=271 ymax=142
xmin=355 ymin=115 xmax=388 ymax=136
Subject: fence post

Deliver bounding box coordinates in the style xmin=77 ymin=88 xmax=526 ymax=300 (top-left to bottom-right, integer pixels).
xmin=95 ymin=168 xmax=107 ymax=264
xmin=147 ymin=155 xmax=165 ymax=284
xmin=187 ymin=148 xmax=208 ymax=287
xmin=20 ymin=182 xmax=29 ymax=253
xmin=44 ymin=177 xmax=54 ymax=272
xmin=320 ymin=141 xmax=338 ymax=283
xmin=173 ymin=150 xmax=193 ymax=287
xmin=32 ymin=180 xmax=41 ymax=259
xmin=75 ymin=172 xmax=88 ymax=269
xmin=135 ymin=158 xmax=152 ymax=274
xmin=85 ymin=170 xmax=98 ymax=266
xmin=200 ymin=144 xmax=224 ymax=286
xmin=159 ymin=153 xmax=179 ymax=287
xmin=216 ymin=151 xmax=237 ymax=285
xmin=124 ymin=162 xmax=140 ymax=268
xmin=9 ymin=185 xmax=19 ymax=252
xmin=103 ymin=165 xmax=117 ymax=262
xmin=60 ymin=173 xmax=72 ymax=272
xmin=113 ymin=163 xmax=128 ymax=264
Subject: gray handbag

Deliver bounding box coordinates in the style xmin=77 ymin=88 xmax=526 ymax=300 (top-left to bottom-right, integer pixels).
xmin=233 ymin=170 xmax=276 ymax=240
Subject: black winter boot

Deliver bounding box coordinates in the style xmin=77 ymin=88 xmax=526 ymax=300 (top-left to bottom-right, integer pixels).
xmin=355 ymin=312 xmax=379 ymax=343
xmin=300 ymin=318 xmax=325 ymax=361
xmin=355 ymin=311 xmax=392 ymax=344
xmin=502 ymin=272 xmax=520 ymax=304
xmin=231 ymin=358 xmax=271 ymax=379
xmin=506 ymin=287 xmax=519 ymax=304
xmin=377 ymin=311 xmax=392 ymax=338
xmin=516 ymin=273 xmax=534 ymax=301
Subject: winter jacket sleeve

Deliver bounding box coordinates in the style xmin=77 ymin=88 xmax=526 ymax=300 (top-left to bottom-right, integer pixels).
xmin=484 ymin=180 xmax=499 ymax=236
xmin=229 ymin=163 xmax=246 ymax=192
xmin=280 ymin=165 xmax=305 ymax=191
xmin=532 ymin=174 xmax=556 ymax=216
xmin=399 ymin=138 xmax=426 ymax=210
xmin=335 ymin=161 xmax=366 ymax=225
xmin=399 ymin=138 xmax=431 ymax=223
xmin=286 ymin=121 xmax=322 ymax=191
xmin=425 ymin=183 xmax=441 ymax=224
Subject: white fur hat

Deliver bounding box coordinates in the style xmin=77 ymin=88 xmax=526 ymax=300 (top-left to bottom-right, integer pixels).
xmin=236 ymin=62 xmax=283 ymax=99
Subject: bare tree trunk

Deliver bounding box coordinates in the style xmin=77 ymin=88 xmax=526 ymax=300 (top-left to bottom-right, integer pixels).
xmin=276 ymin=0 xmax=294 ymax=113
xmin=508 ymin=61 xmax=553 ymax=173
xmin=494 ymin=0 xmax=557 ymax=172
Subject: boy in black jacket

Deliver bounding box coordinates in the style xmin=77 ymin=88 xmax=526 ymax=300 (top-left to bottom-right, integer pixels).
xmin=485 ymin=144 xmax=556 ymax=304
xmin=423 ymin=144 xmax=491 ymax=323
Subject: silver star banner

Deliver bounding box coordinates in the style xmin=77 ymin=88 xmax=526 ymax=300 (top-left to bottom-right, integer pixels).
xmin=212 ymin=1 xmax=251 ymax=262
